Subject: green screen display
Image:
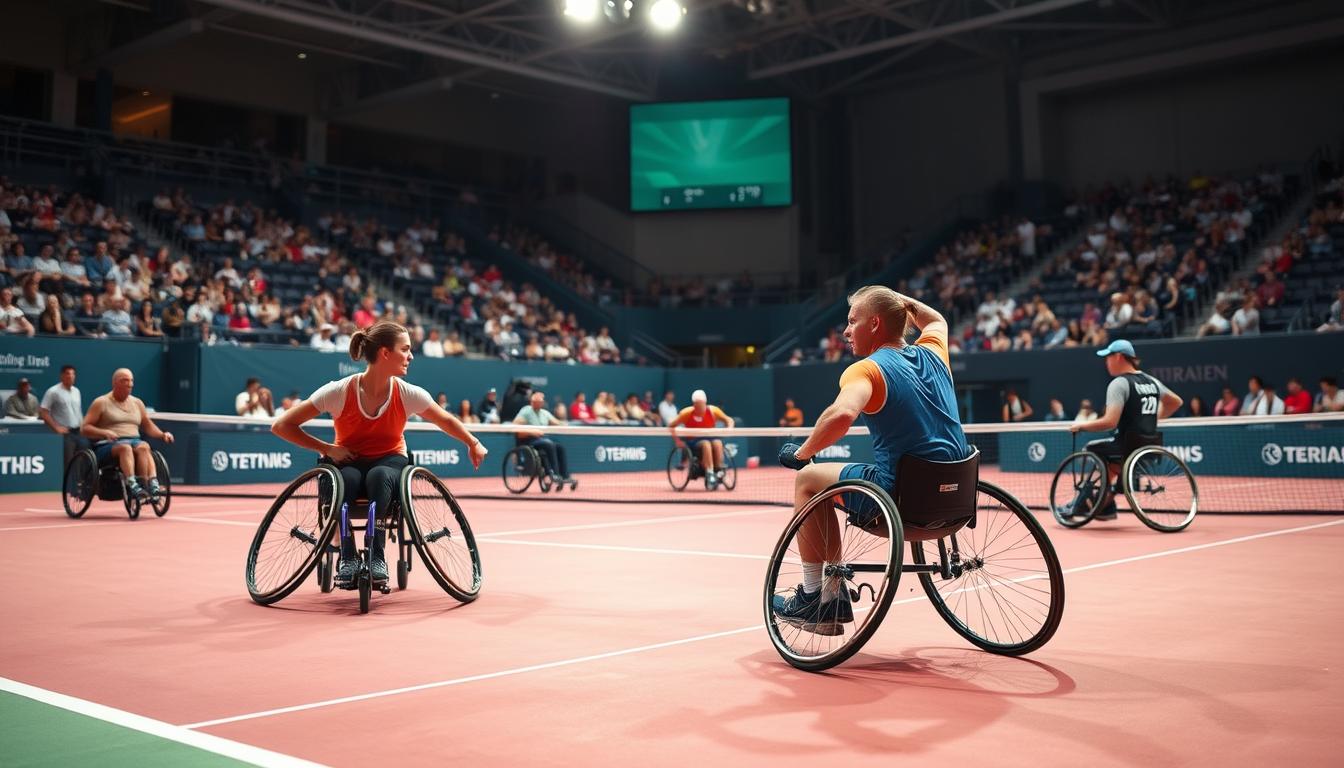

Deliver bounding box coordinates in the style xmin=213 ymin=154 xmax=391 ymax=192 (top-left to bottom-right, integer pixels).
xmin=630 ymin=97 xmax=792 ymax=212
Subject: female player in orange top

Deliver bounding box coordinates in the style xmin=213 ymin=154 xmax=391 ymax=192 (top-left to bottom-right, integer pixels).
xmin=272 ymin=320 xmax=487 ymax=584
xmin=668 ymin=389 xmax=735 ymax=489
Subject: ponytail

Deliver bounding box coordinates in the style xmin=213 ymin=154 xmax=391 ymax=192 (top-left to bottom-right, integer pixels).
xmin=349 ymin=320 xmax=407 ymax=363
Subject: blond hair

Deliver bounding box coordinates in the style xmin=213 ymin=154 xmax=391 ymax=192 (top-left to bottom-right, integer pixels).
xmin=349 ymin=320 xmax=408 ymax=363
xmin=847 ymin=285 xmax=908 ymax=341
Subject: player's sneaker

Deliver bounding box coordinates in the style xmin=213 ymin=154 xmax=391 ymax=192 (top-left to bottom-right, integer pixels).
xmin=335 ymin=555 xmax=361 ymax=587
xmin=370 ymin=550 xmax=389 ymax=583
xmin=771 ymin=585 xmax=854 ymax=636
xmin=147 ymin=478 xmax=163 ymax=499
xmin=126 ymin=477 xmax=149 ymax=501
xmin=705 ymin=471 xmax=718 ymax=490
xmin=1093 ymin=499 xmax=1119 ymax=521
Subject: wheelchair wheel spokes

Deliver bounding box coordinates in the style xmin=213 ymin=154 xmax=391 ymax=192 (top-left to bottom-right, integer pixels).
xmin=1049 ymin=451 xmax=1106 ymax=528
xmin=404 ymin=467 xmax=481 ymax=602
xmin=502 ymin=447 xmax=536 ymax=494
xmin=764 ymin=481 xmax=902 ymax=671
xmin=666 ymin=446 xmax=692 ymax=491
xmin=912 ymin=481 xmax=1064 ymax=655
xmin=246 ymin=467 xmax=340 ymax=605
xmin=1124 ymin=447 xmax=1198 ymax=533
xmin=721 ymin=449 xmax=737 ymax=491
xmin=63 ymin=451 xmax=96 ymax=519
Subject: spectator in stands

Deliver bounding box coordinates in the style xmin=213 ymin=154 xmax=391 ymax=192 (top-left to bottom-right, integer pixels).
xmin=5 ymin=377 xmax=39 ymax=419
xmin=788 ymin=348 xmax=804 ymax=366
xmin=1244 ymin=379 xmax=1285 ymax=415
xmin=1013 ymin=329 xmax=1034 ymax=351
xmin=1255 ymin=271 xmax=1285 ymax=308
xmin=310 ymin=322 xmax=337 ymax=352
xmin=73 ymin=292 xmax=101 ymax=336
xmin=134 ymin=300 xmax=163 ymax=338
xmin=1196 ymin=299 xmax=1232 ymax=337
xmin=1239 ymin=376 xmax=1265 ymax=415
xmin=1103 ymin=292 xmax=1132 ymax=330
xmin=1316 ymin=377 xmax=1344 ymax=412
xmin=442 ymin=330 xmax=465 ymax=357
xmin=421 ymin=328 xmax=445 ymax=358
xmin=457 ymin=400 xmax=479 ymax=424
xmin=37 ymin=294 xmax=74 ymax=336
xmin=1283 ymin=378 xmax=1312 ymax=414
xmin=1231 ymin=294 xmax=1259 ymax=336
xmin=31 ymin=245 xmax=61 ymax=280
xmin=523 ymin=333 xmax=544 ymax=361
xmin=61 ymin=248 xmax=90 ymax=290
xmin=1213 ymin=387 xmax=1240 ymax=416
xmin=1317 ymin=287 xmax=1344 ymax=332
xmin=236 ymin=378 xmax=275 ymax=419
xmin=1002 ymin=389 xmax=1033 ymax=422
xmin=823 ymin=329 xmax=844 ymax=363
xmin=778 ymin=398 xmax=804 ymax=427
xmin=16 ymin=274 xmax=44 ymax=321
xmin=1130 ymin=292 xmax=1157 ymax=329
xmin=227 ymin=304 xmax=252 ymax=332
xmin=1074 ymin=398 xmax=1099 ymax=423
xmin=1043 ymin=399 xmax=1068 ymax=422
xmin=352 ymin=295 xmax=378 ymax=329
xmin=161 ymin=299 xmax=185 ymax=338
xmin=658 ymin=391 xmax=679 ymax=426
xmin=478 ymin=387 xmax=501 ymax=424
xmin=100 ymin=297 xmax=133 ymax=337
xmin=1185 ymin=396 xmax=1207 ymax=417
xmin=625 ymin=394 xmax=654 ymax=425
xmin=569 ymin=391 xmax=593 ymax=423
xmin=591 ymin=391 xmax=615 ymax=423
xmin=186 ymin=291 xmax=214 ymax=326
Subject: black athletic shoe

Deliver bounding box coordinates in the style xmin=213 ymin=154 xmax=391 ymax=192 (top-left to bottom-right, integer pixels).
xmin=335 ymin=556 xmax=361 ymax=587
xmin=771 ymin=584 xmax=854 ymax=636
xmin=126 ymin=478 xmax=149 ymax=502
xmin=1093 ymin=500 xmax=1119 ymax=521
xmin=370 ymin=551 xmax=389 ymax=583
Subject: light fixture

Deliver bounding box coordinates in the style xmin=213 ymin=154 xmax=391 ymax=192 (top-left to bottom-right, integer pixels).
xmin=297 ymin=52 xmax=307 ymax=59
xmin=141 ymin=90 xmax=150 ymax=96
xmin=562 ymin=0 xmax=599 ymax=22
xmin=648 ymin=0 xmax=685 ymax=31
xmin=603 ymin=0 xmax=631 ymax=23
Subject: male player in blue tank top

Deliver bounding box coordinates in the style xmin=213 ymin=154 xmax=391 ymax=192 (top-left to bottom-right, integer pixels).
xmin=775 ymin=285 xmax=971 ymax=634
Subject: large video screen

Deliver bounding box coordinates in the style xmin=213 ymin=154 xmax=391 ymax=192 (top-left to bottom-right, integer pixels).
xmin=629 ymin=97 xmax=792 ymax=212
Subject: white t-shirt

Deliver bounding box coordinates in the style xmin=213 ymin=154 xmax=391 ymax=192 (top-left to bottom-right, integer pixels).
xmin=308 ymin=375 xmax=434 ymax=419
xmin=40 ymin=384 xmax=83 ymax=429
xmin=236 ymin=390 xmax=271 ymax=418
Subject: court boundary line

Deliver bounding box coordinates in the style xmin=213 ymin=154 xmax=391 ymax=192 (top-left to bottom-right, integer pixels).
xmin=479 ymin=537 xmax=770 ymax=560
xmin=182 ymin=517 xmax=1344 ymax=730
xmin=0 ymin=677 xmax=325 ymax=768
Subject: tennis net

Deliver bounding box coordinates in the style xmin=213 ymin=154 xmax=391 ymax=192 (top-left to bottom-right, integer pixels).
xmin=151 ymin=412 xmax=1342 ymax=514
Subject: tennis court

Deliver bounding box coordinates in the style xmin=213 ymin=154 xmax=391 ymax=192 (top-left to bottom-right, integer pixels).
xmin=4 ymin=453 xmax=1342 ymax=767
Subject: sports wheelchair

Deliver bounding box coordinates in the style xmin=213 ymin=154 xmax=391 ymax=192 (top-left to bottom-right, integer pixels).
xmin=501 ymin=439 xmax=578 ymax=494
xmin=62 ymin=443 xmax=171 ymax=520
xmin=245 ymin=462 xmax=481 ymax=613
xmin=764 ymin=450 xmax=1065 ymax=671
xmin=1049 ymin=432 xmax=1199 ymax=533
xmin=665 ymin=441 xmax=737 ymax=492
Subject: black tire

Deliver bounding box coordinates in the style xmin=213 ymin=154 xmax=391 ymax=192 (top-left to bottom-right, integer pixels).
xmin=150 ymin=450 xmax=171 ymax=517
xmin=721 ymin=447 xmax=737 ymax=491
xmin=317 ymin=556 xmax=333 ymax=593
xmin=502 ymin=446 xmax=537 ymax=494
xmin=358 ymin=573 xmax=371 ymax=614
xmin=402 ymin=466 xmax=482 ymax=603
xmin=910 ymin=480 xmax=1065 ymax=655
xmin=1123 ymin=446 xmax=1198 ymax=533
xmin=537 ymin=466 xmax=554 ymax=493
xmin=397 ymin=558 xmax=409 ymax=590
xmin=246 ymin=466 xmax=343 ymax=606
xmin=62 ymin=450 xmax=97 ymax=519
xmin=1049 ymin=451 xmax=1107 ymax=528
xmin=666 ymin=446 xmax=692 ymax=491
xmin=763 ymin=479 xmax=903 ymax=672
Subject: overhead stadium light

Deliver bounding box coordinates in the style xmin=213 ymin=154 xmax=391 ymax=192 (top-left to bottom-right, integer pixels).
xmin=563 ymin=0 xmax=599 ymax=22
xmin=648 ymin=0 xmax=685 ymax=31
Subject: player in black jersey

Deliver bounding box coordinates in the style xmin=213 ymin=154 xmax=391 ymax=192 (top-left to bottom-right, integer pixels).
xmin=1069 ymin=339 xmax=1183 ymax=520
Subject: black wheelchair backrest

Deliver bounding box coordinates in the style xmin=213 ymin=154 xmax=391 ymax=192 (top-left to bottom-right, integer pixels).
xmin=895 ymin=449 xmax=980 ymax=534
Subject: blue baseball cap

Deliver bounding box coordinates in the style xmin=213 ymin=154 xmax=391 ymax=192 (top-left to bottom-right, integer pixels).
xmin=1096 ymin=339 xmax=1137 ymax=358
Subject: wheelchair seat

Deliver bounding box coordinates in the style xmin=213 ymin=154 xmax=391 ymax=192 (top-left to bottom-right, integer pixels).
xmin=895 ymin=449 xmax=980 ymax=542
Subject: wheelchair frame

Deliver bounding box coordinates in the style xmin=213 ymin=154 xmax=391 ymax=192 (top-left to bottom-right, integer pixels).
xmin=62 ymin=446 xmax=171 ymax=520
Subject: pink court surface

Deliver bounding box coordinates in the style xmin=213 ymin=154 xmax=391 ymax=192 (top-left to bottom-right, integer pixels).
xmin=3 ymin=485 xmax=1343 ymax=766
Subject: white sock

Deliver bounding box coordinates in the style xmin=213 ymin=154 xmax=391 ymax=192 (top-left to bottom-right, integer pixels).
xmin=820 ymin=575 xmax=840 ymax=602
xmin=802 ymin=562 xmax=823 ymax=595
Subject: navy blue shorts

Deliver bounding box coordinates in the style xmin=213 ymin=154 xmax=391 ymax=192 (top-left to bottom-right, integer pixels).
xmin=94 ymin=438 xmax=144 ymax=465
xmin=838 ymin=463 xmax=895 ymax=529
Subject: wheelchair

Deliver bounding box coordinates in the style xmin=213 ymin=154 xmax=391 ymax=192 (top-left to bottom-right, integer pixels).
xmin=62 ymin=444 xmax=171 ymax=520
xmin=1048 ymin=432 xmax=1199 ymax=533
xmin=666 ymin=441 xmax=737 ymax=492
xmin=245 ymin=462 xmax=481 ymax=614
xmin=502 ymin=440 xmax=578 ymax=494
xmin=763 ymin=450 xmax=1065 ymax=671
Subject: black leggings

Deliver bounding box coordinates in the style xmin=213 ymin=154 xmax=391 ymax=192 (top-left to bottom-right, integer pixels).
xmin=331 ymin=453 xmax=408 ymax=552
xmin=522 ymin=438 xmax=568 ymax=477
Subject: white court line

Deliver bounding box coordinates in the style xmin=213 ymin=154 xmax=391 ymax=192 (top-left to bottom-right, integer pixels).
xmin=182 ymin=516 xmax=1344 ymax=730
xmin=0 ymin=521 xmax=122 ymax=532
xmin=478 ymin=507 xmax=781 ymax=537
xmin=480 ymin=537 xmax=769 ymax=560
xmin=0 ymin=677 xmax=325 ymax=768
xmin=162 ymin=516 xmax=254 ymax=528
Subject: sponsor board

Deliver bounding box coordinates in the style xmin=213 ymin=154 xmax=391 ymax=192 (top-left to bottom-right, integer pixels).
xmin=817 ymin=444 xmax=852 ymax=459
xmin=1261 ymin=443 xmax=1343 ymax=466
xmin=0 ymin=455 xmax=46 ymax=475
xmin=594 ymin=445 xmax=649 ymax=463
xmin=211 ymin=450 xmax=293 ymax=472
xmin=1027 ymin=442 xmax=1047 ymax=463
xmin=0 ymin=352 xmax=52 ymax=376
xmin=411 ymin=448 xmax=461 ymax=467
